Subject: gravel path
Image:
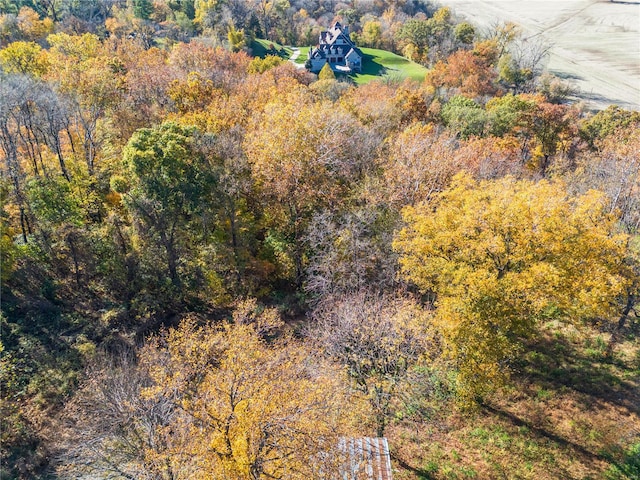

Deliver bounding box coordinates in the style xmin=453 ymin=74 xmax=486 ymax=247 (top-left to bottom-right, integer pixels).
xmin=288 ymin=47 xmax=307 ymax=69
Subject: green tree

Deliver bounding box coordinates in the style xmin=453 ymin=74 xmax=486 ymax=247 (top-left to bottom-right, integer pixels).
xmin=132 ymin=0 xmax=153 ymax=20
xmin=579 ymin=105 xmax=640 ymax=151
xmin=394 ymin=173 xmax=630 ymax=403
xmin=498 ymin=53 xmax=529 ymax=89
xmin=454 ymin=22 xmax=475 ymax=45
xmin=486 ymin=92 xmax=536 ymax=137
xmin=398 ymin=19 xmax=431 ymax=51
xmin=114 ymin=122 xmax=214 ymax=287
xmin=441 ymin=95 xmax=488 ymax=138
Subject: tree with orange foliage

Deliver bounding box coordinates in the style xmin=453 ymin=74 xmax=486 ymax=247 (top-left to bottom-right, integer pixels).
xmin=528 ymin=100 xmax=578 ymax=175
xmin=425 ymin=40 xmax=500 ymax=99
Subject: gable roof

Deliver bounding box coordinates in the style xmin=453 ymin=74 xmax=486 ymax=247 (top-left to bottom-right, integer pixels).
xmin=319 ymin=22 xmax=355 ymax=48
xmin=345 ymin=48 xmax=362 ymax=61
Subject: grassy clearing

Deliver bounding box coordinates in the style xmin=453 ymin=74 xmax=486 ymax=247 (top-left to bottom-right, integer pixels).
xmin=388 ymin=323 xmax=640 ymax=479
xmin=250 ymin=39 xmax=292 ymax=59
xmin=253 ymin=41 xmax=427 ymax=83
xmin=350 ymin=48 xmax=428 ymax=85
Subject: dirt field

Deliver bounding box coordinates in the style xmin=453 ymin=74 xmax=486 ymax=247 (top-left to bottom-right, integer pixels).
xmin=441 ymin=0 xmax=640 ymax=111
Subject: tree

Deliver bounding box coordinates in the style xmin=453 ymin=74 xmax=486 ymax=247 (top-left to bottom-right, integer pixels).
xmin=425 ymin=41 xmax=499 ymax=98
xmin=56 ymin=353 xmax=178 ymax=480
xmin=528 ymin=100 xmax=578 ymax=175
xmin=46 ymin=38 xmax=125 ymax=175
xmin=132 ymin=0 xmax=154 ymax=20
xmin=139 ymin=309 xmax=358 ymax=479
xmin=247 ymin=54 xmax=283 ymax=74
xmin=569 ymin=128 xmax=640 ymax=348
xmin=382 ymin=122 xmax=460 ymax=206
xmin=398 ymin=18 xmax=431 ymax=52
xmin=114 ymin=122 xmax=214 ymax=287
xmin=579 ymin=105 xmax=640 ymax=151
xmin=167 ymin=71 xmax=216 ymax=113
xmin=454 ymin=22 xmax=475 ymax=45
xmin=0 ymin=41 xmax=49 ymax=76
xmin=26 ymin=175 xmax=88 ymax=285
xmin=311 ymin=292 xmax=429 ymax=436
xmin=244 ymin=95 xmax=369 ymax=286
xmin=361 ymin=20 xmax=382 ymax=48
xmin=317 ymin=62 xmax=334 ymax=80
xmin=486 ymin=92 xmax=537 ymax=138
xmin=227 ymin=23 xmax=246 ymax=52
xmin=497 ymin=35 xmax=549 ymax=93
xmin=394 ymin=173 xmax=631 ymax=403
xmin=441 ymin=95 xmax=489 ymax=138
xmin=305 ymin=207 xmax=398 ymax=299
xmin=31 ymin=0 xmax=63 ymax=22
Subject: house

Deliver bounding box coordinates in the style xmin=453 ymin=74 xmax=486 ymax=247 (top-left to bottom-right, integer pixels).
xmin=307 ymin=22 xmax=363 ymax=74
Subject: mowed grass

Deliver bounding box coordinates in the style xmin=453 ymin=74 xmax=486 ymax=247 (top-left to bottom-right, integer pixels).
xmin=351 ymin=48 xmax=428 ymax=84
xmin=251 ymin=41 xmax=427 ymax=83
xmin=250 ymin=39 xmax=292 ymax=59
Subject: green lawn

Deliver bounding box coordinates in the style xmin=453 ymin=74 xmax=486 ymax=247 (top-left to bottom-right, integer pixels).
xmin=250 ymin=39 xmax=292 ymax=59
xmin=251 ymin=41 xmax=427 ymax=84
xmin=351 ymin=48 xmax=428 ymax=84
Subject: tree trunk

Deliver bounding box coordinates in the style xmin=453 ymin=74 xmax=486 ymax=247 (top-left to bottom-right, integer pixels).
xmin=159 ymin=229 xmax=180 ymax=287
xmin=606 ymin=291 xmax=636 ymax=357
xmin=66 ymin=231 xmax=82 ymax=287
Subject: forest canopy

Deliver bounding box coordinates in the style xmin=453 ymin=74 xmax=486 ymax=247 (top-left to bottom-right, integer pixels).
xmin=1 ymin=1 xmax=639 ymax=479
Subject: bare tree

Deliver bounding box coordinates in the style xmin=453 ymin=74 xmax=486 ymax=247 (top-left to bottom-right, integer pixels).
xmin=305 ymin=208 xmax=398 ymax=301
xmin=310 ymin=292 xmax=432 ymax=436
xmin=55 ymin=353 xmax=180 ymax=480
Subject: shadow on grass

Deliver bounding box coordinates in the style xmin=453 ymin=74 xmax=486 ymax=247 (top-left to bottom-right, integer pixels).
xmin=517 ymin=334 xmax=640 ymax=414
xmin=358 ymin=52 xmax=387 ymax=77
xmin=482 ymin=404 xmax=606 ymax=462
xmin=250 ymin=40 xmax=290 ymax=59
xmin=549 ymin=69 xmax=583 ymax=81
xmin=391 ymin=453 xmax=436 ymax=480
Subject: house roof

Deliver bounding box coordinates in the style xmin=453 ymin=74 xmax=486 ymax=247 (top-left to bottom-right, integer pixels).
xmin=320 ymin=22 xmax=355 ymax=47
xmin=338 ymin=437 xmax=393 ymax=480
xmin=345 ymin=48 xmax=362 ymax=61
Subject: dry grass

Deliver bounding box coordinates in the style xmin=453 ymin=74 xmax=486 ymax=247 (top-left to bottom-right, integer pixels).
xmin=388 ymin=322 xmax=640 ymax=479
xmin=443 ymin=0 xmax=640 ymax=111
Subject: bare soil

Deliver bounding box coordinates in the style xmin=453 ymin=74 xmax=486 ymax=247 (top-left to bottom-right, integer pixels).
xmin=441 ymin=0 xmax=640 ymax=111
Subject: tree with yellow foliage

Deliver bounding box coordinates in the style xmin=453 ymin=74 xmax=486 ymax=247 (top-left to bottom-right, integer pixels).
xmin=141 ymin=303 xmax=359 ymax=479
xmin=0 ymin=41 xmax=49 ymax=76
xmin=394 ymin=173 xmax=631 ymax=403
xmin=244 ymin=94 xmax=368 ymax=285
xmin=60 ymin=302 xmax=363 ymax=479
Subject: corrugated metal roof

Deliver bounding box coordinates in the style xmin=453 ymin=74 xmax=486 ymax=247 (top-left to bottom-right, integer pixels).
xmin=337 ymin=437 xmax=393 ymax=480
